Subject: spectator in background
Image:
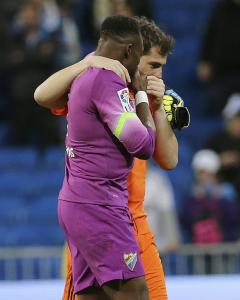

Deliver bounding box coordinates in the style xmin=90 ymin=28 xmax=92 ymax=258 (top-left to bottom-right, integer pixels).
xmin=31 ymin=0 xmax=61 ymax=34
xmin=6 ymin=1 xmax=63 ymax=146
xmin=56 ymin=0 xmax=81 ymax=67
xmin=180 ymin=150 xmax=239 ymax=244
xmin=205 ymin=94 xmax=240 ymax=197
xmin=74 ymin=0 xmax=153 ymax=54
xmin=29 ymin=0 xmax=81 ymax=67
xmin=197 ymin=0 xmax=240 ymax=114
xmin=114 ymin=0 xmax=153 ymax=18
xmin=0 ymin=0 xmax=23 ymax=121
xmin=144 ymin=160 xmax=180 ymax=253
xmin=94 ymin=0 xmax=152 ymax=32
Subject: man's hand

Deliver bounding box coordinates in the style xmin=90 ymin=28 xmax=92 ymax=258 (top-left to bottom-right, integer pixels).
xmin=163 ymin=89 xmax=190 ymax=130
xmin=84 ymin=56 xmax=131 ymax=84
xmin=147 ymin=76 xmax=165 ymax=99
xmin=146 ymin=76 xmax=165 ymax=112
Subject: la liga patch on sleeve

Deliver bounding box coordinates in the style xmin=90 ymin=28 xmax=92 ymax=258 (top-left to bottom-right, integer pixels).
xmin=117 ymin=88 xmax=134 ymax=112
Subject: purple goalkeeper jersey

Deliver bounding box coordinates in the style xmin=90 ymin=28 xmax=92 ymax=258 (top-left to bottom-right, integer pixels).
xmin=59 ymin=67 xmax=155 ymax=207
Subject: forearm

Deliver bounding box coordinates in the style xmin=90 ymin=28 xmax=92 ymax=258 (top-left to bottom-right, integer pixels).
xmin=127 ymin=99 xmax=155 ymax=160
xmin=34 ymin=60 xmax=89 ymax=108
xmin=136 ymin=102 xmax=156 ymax=132
xmin=113 ymin=111 xmax=156 ymax=160
xmin=153 ymin=106 xmax=178 ymax=169
xmin=34 ymin=55 xmax=130 ymax=109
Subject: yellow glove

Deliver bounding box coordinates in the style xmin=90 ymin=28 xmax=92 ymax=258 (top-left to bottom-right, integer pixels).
xmin=163 ymin=89 xmax=190 ymax=130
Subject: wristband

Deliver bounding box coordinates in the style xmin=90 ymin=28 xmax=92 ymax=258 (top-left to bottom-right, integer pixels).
xmin=135 ymin=91 xmax=149 ymax=106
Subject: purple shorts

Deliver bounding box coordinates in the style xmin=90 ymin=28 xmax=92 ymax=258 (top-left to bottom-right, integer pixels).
xmin=58 ymin=199 xmax=145 ymax=293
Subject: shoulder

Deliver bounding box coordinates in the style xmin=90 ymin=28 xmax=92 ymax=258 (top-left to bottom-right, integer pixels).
xmin=95 ymin=68 xmax=126 ymax=87
xmin=91 ymin=69 xmax=127 ymax=100
xmin=70 ymin=68 xmax=102 ymax=92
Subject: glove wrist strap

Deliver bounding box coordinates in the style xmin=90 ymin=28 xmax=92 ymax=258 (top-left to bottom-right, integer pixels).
xmin=135 ymin=91 xmax=149 ymax=106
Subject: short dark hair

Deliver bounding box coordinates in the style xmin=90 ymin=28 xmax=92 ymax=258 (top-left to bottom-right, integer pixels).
xmin=134 ymin=16 xmax=174 ymax=56
xmin=100 ymin=15 xmax=141 ymax=42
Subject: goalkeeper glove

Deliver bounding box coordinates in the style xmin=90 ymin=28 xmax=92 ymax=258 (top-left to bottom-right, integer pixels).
xmin=163 ymin=89 xmax=190 ymax=130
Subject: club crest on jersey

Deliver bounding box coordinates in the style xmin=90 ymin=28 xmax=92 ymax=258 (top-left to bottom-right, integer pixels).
xmin=117 ymin=88 xmax=133 ymax=112
xmin=66 ymin=146 xmax=75 ymax=158
xmin=123 ymin=252 xmax=137 ymax=271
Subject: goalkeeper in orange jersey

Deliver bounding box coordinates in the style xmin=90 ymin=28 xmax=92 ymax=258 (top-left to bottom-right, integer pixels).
xmin=35 ymin=16 xmax=189 ymax=300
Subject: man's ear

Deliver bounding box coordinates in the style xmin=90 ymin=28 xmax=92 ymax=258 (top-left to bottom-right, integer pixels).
xmin=125 ymin=43 xmax=133 ymax=59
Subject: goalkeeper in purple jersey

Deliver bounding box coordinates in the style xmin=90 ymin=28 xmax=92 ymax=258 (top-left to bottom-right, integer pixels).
xmin=58 ymin=15 xmax=156 ymax=300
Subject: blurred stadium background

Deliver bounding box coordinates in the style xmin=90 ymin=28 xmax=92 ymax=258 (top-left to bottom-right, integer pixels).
xmin=0 ymin=0 xmax=240 ymax=299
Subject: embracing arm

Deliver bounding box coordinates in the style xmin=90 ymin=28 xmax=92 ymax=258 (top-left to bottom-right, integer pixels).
xmin=34 ymin=60 xmax=88 ymax=109
xmin=34 ymin=56 xmax=130 ymax=109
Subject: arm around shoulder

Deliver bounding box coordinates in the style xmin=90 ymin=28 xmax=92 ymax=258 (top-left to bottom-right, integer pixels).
xmin=34 ymin=61 xmax=89 ymax=109
xmin=34 ymin=56 xmax=131 ymax=109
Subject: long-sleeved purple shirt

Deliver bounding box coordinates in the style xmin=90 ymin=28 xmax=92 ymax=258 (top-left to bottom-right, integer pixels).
xmin=59 ymin=68 xmax=155 ymax=207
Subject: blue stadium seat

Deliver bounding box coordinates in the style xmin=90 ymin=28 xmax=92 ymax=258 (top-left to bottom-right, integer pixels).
xmin=0 ymin=123 xmax=10 ymax=145
xmin=0 ymin=226 xmax=17 ymax=246
xmin=177 ymin=141 xmax=194 ymax=167
xmin=167 ymin=166 xmax=193 ymax=213
xmin=179 ymin=87 xmax=207 ymax=116
xmin=0 ymin=224 xmax=64 ymax=247
xmin=0 ymin=196 xmax=28 ymax=225
xmin=27 ymin=195 xmax=59 ymax=225
xmin=0 ymin=194 xmax=63 ymax=246
xmin=0 ymin=171 xmax=38 ymax=197
xmin=153 ymin=0 xmax=216 ymax=9
xmin=44 ymin=147 xmax=65 ymax=171
xmin=157 ymin=10 xmax=200 ymax=36
xmin=17 ymin=225 xmax=64 ymax=246
xmin=32 ymin=170 xmax=63 ymax=196
xmin=179 ymin=117 xmax=223 ymax=151
xmin=0 ymin=147 xmax=38 ymax=171
xmin=154 ymin=5 xmax=214 ymax=38
xmin=0 ymin=169 xmax=63 ymax=198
